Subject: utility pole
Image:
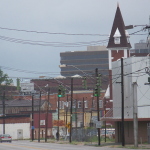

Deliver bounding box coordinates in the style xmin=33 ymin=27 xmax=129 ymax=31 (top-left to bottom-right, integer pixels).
xmin=45 ymin=88 xmax=50 ymax=142
xmin=57 ymin=96 xmax=60 ymax=141
xmin=69 ymin=78 xmax=73 ymax=143
xmin=133 ymin=82 xmax=138 ymax=147
xmin=82 ymin=97 xmax=85 ymax=128
xmin=104 ymin=98 xmax=106 ymax=142
xmin=31 ymin=94 xmax=34 ymax=141
xmin=121 ymin=58 xmax=125 ymax=146
xmin=95 ymin=68 xmax=100 ymax=146
xmin=2 ymin=90 xmax=5 ymax=134
xmin=38 ymin=91 xmax=41 ymax=143
xmin=66 ymin=94 xmax=68 ymax=135
xmin=75 ymin=99 xmax=77 ymax=138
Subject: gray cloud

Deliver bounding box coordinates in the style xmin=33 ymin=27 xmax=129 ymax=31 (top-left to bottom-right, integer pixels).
xmin=0 ymin=0 xmax=149 ymax=82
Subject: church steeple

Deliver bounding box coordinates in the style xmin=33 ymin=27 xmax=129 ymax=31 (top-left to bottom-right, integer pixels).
xmin=107 ymin=5 xmax=131 ymax=49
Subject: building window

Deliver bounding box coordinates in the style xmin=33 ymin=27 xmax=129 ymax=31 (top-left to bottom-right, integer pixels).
xmin=92 ymin=100 xmax=95 ymax=108
xmin=99 ymin=100 xmax=103 ymax=108
xmin=80 ymin=122 xmax=83 ymax=127
xmin=114 ymin=37 xmax=120 ymax=44
xmin=84 ymin=100 xmax=88 ymax=108
xmin=68 ymin=101 xmax=71 ymax=108
xmin=73 ymin=100 xmax=76 ymax=108
xmin=61 ymin=101 xmax=64 ymax=109
xmin=114 ymin=28 xmax=121 ymax=44
xmin=57 ymin=101 xmax=64 ymax=109
xmin=78 ymin=101 xmax=82 ymax=108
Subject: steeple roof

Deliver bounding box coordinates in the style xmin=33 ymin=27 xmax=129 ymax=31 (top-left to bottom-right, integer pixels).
xmin=107 ymin=5 xmax=131 ymax=49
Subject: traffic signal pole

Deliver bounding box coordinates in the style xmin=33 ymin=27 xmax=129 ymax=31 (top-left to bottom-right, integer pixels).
xmin=95 ymin=68 xmax=101 ymax=146
xmin=69 ymin=78 xmax=73 ymax=143
xmin=2 ymin=90 xmax=5 ymax=134
xmin=57 ymin=96 xmax=60 ymax=141
xmin=38 ymin=91 xmax=41 ymax=143
xmin=45 ymin=88 xmax=50 ymax=142
xmin=31 ymin=94 xmax=34 ymax=141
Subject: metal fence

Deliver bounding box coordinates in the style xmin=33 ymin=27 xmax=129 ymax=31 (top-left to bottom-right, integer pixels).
xmin=71 ymin=128 xmax=98 ymax=142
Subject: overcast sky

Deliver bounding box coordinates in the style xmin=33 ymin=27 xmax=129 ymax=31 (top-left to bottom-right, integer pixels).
xmin=0 ymin=0 xmax=149 ymax=84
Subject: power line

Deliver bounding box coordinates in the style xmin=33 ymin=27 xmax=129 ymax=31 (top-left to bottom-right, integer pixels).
xmin=0 ymin=26 xmax=108 ymax=36
xmin=0 ymin=65 xmax=60 ymax=75
xmin=0 ymin=35 xmax=109 ymax=47
xmin=0 ymin=26 xmax=146 ymax=36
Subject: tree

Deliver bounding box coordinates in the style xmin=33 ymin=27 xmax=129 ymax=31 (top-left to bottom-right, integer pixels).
xmin=0 ymin=69 xmax=13 ymax=86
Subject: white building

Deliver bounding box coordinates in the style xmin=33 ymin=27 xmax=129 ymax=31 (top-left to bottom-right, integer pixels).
xmin=112 ymin=56 xmax=150 ymax=118
xmin=112 ymin=56 xmax=150 ymax=143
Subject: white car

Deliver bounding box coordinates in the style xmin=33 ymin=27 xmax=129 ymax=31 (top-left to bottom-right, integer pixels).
xmin=0 ymin=134 xmax=12 ymax=143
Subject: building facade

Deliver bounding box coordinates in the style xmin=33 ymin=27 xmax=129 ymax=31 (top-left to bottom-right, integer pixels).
xmin=134 ymin=40 xmax=150 ymax=53
xmin=59 ymin=46 xmax=109 ymax=77
xmin=112 ymin=57 xmax=150 ymax=143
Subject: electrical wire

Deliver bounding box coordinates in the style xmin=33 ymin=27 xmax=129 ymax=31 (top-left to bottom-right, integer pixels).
xmin=0 ymin=35 xmax=109 ymax=47
xmin=0 ymin=65 xmax=60 ymax=75
xmin=0 ymin=26 xmax=146 ymax=36
xmin=112 ymin=56 xmax=150 ymax=70
xmin=0 ymin=26 xmax=109 ymax=36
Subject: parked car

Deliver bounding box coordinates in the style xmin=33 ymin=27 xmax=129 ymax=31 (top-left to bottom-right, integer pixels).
xmin=0 ymin=134 xmax=12 ymax=143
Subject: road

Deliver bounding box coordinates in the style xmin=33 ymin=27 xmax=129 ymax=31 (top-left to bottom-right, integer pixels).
xmin=0 ymin=140 xmax=146 ymax=150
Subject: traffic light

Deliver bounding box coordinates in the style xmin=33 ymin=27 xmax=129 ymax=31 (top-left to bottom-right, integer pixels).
xmin=96 ymin=74 xmax=101 ymax=86
xmin=94 ymin=87 xmax=98 ymax=97
xmin=58 ymin=85 xmax=66 ymax=97
xmin=82 ymin=76 xmax=87 ymax=89
xmin=58 ymin=89 xmax=62 ymax=97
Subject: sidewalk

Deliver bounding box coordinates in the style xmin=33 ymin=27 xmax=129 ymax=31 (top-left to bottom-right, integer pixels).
xmin=38 ymin=139 xmax=150 ymax=149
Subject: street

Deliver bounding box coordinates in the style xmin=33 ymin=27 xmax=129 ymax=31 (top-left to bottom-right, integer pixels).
xmin=0 ymin=140 xmax=147 ymax=150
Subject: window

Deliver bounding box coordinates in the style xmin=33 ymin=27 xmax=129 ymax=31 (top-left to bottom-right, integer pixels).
xmin=114 ymin=37 xmax=120 ymax=44
xmin=57 ymin=101 xmax=64 ymax=109
xmin=64 ymin=101 xmax=68 ymax=107
xmin=68 ymin=101 xmax=71 ymax=108
xmin=84 ymin=100 xmax=88 ymax=108
xmin=114 ymin=28 xmax=121 ymax=44
xmin=80 ymin=122 xmax=83 ymax=127
xmin=92 ymin=100 xmax=95 ymax=108
xmin=78 ymin=101 xmax=82 ymax=108
xmin=61 ymin=101 xmax=64 ymax=109
xmin=73 ymin=100 xmax=76 ymax=108
xmin=99 ymin=100 xmax=103 ymax=108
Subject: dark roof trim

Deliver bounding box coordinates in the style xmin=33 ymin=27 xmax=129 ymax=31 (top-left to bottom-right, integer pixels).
xmin=107 ymin=5 xmax=131 ymax=49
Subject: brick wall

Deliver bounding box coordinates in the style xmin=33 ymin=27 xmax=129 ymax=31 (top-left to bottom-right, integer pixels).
xmin=0 ymin=116 xmax=30 ymax=124
xmin=115 ymin=121 xmax=149 ymax=144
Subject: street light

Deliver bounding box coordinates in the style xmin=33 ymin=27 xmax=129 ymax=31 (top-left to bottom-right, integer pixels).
xmin=59 ymin=64 xmax=93 ymax=79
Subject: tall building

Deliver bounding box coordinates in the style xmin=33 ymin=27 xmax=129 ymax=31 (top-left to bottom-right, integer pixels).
xmin=130 ymin=40 xmax=150 ymax=57
xmin=134 ymin=40 xmax=150 ymax=53
xmin=59 ymin=46 xmax=109 ymax=77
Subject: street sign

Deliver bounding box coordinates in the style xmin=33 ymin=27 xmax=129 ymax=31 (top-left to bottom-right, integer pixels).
xmin=96 ymin=121 xmax=101 ymax=128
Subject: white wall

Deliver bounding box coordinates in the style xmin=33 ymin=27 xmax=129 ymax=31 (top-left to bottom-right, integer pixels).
xmin=0 ymin=123 xmax=30 ymax=140
xmin=112 ymin=56 xmax=150 ymax=119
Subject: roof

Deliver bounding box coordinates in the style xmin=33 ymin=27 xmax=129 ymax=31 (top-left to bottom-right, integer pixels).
xmin=0 ymin=99 xmax=46 ymax=107
xmin=107 ymin=5 xmax=131 ymax=49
